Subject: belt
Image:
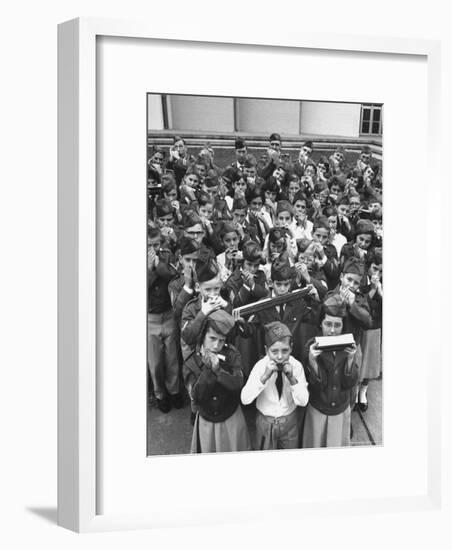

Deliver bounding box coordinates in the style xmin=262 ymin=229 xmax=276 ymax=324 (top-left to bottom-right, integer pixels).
xmin=258 ymin=409 xmax=297 ymax=425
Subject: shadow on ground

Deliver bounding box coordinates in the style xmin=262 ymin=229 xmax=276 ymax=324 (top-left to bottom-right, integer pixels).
xmin=147 ymin=379 xmax=382 ymax=455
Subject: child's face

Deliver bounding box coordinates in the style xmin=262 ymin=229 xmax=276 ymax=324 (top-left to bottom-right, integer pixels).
xmin=270 ymin=140 xmax=281 ymax=153
xmin=199 ymin=276 xmax=222 ymax=300
xmin=360 ymin=152 xmax=371 ymax=165
xmin=185 ymin=173 xmax=199 ymax=188
xmin=195 ymin=164 xmax=206 ymax=179
xmin=337 ymin=204 xmax=349 ymax=217
xmin=265 ymin=190 xmax=277 ymax=202
xmin=163 ymin=188 xmax=178 ymax=202
xmin=298 ymin=249 xmax=315 ymax=270
xmin=222 ymin=231 xmax=239 ymax=250
xmin=273 ymin=167 xmax=286 ymax=182
xmin=157 ymin=213 xmax=174 ymax=228
xmin=249 ymin=197 xmax=263 ymax=212
xmin=328 ymin=216 xmax=337 ymax=231
xmin=243 ymin=259 xmax=260 ymax=275
xmin=321 ymin=314 xmax=343 ymax=337
xmin=266 ymin=336 xmax=292 ymax=365
xmin=236 ymin=147 xmax=247 ymax=163
xmin=174 ymin=139 xmax=186 ymax=157
xmin=363 ymin=166 xmax=374 ymax=181
xmin=203 ymin=327 xmax=226 ymax=354
xmin=313 ymin=228 xmax=329 ymax=246
xmin=269 ymin=238 xmax=285 ymax=257
xmin=233 ymin=179 xmax=247 ymax=194
xmin=300 ymin=145 xmax=312 ymax=160
xmin=289 ymin=181 xmax=300 ymax=195
xmin=319 ymin=189 xmax=329 ymax=205
xmin=304 ymin=165 xmax=316 ymax=178
xmin=232 ymin=209 xmax=246 ymax=225
xmin=148 ymin=236 xmax=161 ymax=254
xmin=293 ymin=200 xmax=307 ymax=219
xmin=185 ymin=223 xmax=205 ymax=244
xmin=349 ymin=197 xmax=361 ymax=212
xmin=330 ymin=184 xmax=341 ymax=196
xmin=180 ymin=255 xmax=197 ymax=270
xmin=199 ymin=203 xmax=213 ymax=220
xmin=272 ymin=279 xmax=291 ymax=296
xmin=369 ymin=201 xmax=382 ymax=216
xmin=333 ymin=151 xmax=344 ymax=164
xmin=244 ymin=166 xmax=256 ymax=179
xmin=276 ymin=211 xmax=292 ymax=229
xmin=347 ymin=175 xmax=359 ymax=188
xmin=356 ymin=233 xmax=372 ymax=250
xmin=150 ymin=152 xmax=165 ymax=169
xmin=368 ymin=262 xmax=382 ymax=280
xmin=372 ymin=219 xmax=383 ymax=236
xmin=340 ymin=272 xmax=362 ymax=293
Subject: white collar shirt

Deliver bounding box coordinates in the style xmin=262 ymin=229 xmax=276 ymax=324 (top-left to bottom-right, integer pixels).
xmin=241 ymin=355 xmax=309 ymax=417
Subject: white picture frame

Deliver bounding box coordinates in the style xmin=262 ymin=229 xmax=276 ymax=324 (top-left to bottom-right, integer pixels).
xmin=58 ymin=17 xmax=445 ymax=533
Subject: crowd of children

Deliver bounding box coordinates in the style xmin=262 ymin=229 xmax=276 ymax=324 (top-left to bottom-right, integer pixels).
xmin=147 ymin=133 xmax=383 ymax=452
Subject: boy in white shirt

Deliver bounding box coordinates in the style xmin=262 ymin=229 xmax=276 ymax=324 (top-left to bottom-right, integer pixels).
xmin=241 ymin=321 xmax=309 ymax=450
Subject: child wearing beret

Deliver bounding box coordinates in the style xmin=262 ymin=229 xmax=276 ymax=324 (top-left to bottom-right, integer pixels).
xmin=241 ymin=321 xmax=309 ymax=450
xmin=303 ymin=295 xmax=359 ymax=447
xmin=184 ymin=309 xmax=251 ymax=453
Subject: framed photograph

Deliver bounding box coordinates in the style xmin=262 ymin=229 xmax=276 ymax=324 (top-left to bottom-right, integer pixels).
xmin=58 ymin=17 xmax=443 ymax=533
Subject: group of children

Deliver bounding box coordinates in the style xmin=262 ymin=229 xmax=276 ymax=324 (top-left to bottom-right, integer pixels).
xmin=147 ymin=133 xmax=383 ymax=452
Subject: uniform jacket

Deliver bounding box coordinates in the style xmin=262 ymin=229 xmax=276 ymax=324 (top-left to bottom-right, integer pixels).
xmin=324 ymin=287 xmax=373 ymax=343
xmin=303 ymin=337 xmax=358 ymax=415
xmin=180 ymin=294 xmax=233 ymax=349
xmin=183 ymin=344 xmax=244 ymax=422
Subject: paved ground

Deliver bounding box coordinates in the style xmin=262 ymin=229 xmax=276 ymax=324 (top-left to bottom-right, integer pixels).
xmin=147 ymin=378 xmax=382 ymax=455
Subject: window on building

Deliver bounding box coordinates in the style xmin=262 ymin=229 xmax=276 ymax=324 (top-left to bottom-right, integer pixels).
xmin=360 ymin=104 xmax=383 ymax=136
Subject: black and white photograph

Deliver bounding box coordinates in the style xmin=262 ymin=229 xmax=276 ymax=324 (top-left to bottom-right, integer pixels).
xmin=146 ymin=93 xmax=383 ymax=455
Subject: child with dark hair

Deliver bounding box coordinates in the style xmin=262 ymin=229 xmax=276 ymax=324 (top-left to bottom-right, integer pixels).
xmin=216 ymin=221 xmax=242 ymax=282
xmin=243 ymin=259 xmax=320 ymax=365
xmin=224 ymin=240 xmax=269 ymax=376
xmin=154 ymin=199 xmax=179 ymax=252
xmin=303 ymin=294 xmax=359 ymax=447
xmin=340 ymin=219 xmax=375 ymax=267
xmin=166 ymin=135 xmax=194 ymax=185
xmin=357 ymin=249 xmax=383 ymax=412
xmin=184 ymin=309 xmax=251 ymax=452
xmin=246 ymin=188 xmax=273 ymax=246
xmin=292 ymin=192 xmax=313 ymax=240
xmin=311 ymin=217 xmax=340 ymax=289
xmin=261 ymin=177 xmax=280 ymax=221
xmin=147 ymin=227 xmax=182 ymax=413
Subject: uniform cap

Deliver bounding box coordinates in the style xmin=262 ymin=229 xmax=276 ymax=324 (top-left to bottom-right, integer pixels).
xmin=208 ymin=309 xmax=235 ymax=336
xmin=343 ymin=257 xmax=365 ymax=276
xmin=264 ymin=321 xmax=292 ymax=348
xmin=323 ymin=294 xmax=347 ymax=318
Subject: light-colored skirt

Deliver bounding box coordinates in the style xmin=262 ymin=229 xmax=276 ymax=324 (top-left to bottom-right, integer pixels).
xmin=360 ymin=328 xmax=382 ymax=382
xmin=302 ymin=404 xmax=351 ymax=448
xmin=191 ymin=405 xmax=252 ymax=453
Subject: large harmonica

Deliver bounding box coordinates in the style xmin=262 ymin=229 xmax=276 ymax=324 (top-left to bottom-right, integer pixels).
xmin=314 ymin=333 xmax=355 ymax=351
xmin=232 ymin=286 xmax=313 ymax=318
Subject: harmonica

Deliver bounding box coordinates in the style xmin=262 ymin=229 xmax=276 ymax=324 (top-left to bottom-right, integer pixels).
xmin=314 ymin=333 xmax=355 ymax=351
xmin=232 ymin=286 xmax=313 ymax=318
